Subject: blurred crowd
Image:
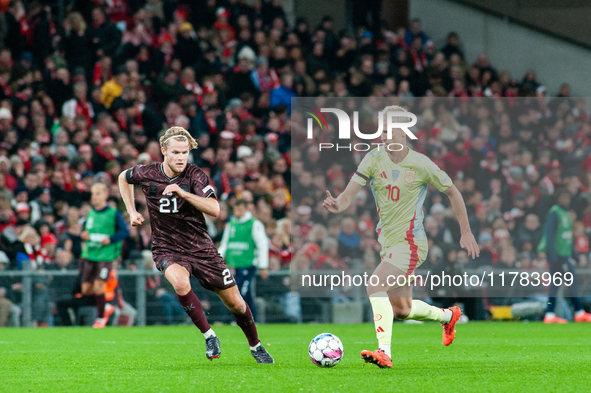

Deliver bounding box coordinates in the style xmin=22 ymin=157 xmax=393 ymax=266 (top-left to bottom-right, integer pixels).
xmin=291 ymin=95 xmax=591 ymax=282
xmin=0 ymin=0 xmax=589 ymax=324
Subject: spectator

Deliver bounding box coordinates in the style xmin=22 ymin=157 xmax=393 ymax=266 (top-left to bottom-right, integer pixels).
xmin=405 ymin=18 xmax=429 ymax=48
xmin=90 ymin=7 xmax=122 ymax=59
xmin=444 ymin=138 xmax=472 ymax=178
xmin=100 ymin=67 xmax=128 ymax=109
xmin=174 ymin=22 xmax=202 ymax=68
xmin=62 ymin=82 xmax=94 ymax=128
xmin=270 ymin=73 xmax=296 ymax=114
xmin=63 ymin=12 xmax=94 ymax=74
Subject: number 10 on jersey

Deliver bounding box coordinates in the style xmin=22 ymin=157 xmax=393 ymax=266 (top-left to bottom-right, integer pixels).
xmin=385 ymin=185 xmax=400 ymax=202
xmin=159 ymin=197 xmax=179 ymax=213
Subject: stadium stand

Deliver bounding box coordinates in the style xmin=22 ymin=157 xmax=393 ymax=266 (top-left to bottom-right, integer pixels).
xmin=0 ymin=0 xmax=589 ymax=325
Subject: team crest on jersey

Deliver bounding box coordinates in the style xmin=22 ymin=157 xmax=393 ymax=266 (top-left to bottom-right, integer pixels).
xmin=391 ymin=170 xmax=399 ymax=182
xmin=404 ymin=169 xmax=416 ymax=184
xmin=149 ymin=185 xmax=157 ymax=196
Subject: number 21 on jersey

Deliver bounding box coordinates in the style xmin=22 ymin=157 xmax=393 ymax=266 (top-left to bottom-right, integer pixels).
xmin=159 ymin=197 xmax=179 ymax=213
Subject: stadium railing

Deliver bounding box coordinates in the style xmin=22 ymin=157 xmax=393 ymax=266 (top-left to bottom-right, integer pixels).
xmin=1 ymin=265 xmax=590 ymax=327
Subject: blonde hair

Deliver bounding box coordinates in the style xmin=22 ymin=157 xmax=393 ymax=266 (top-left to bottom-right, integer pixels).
xmin=379 ymin=105 xmax=410 ymax=123
xmin=67 ymin=12 xmax=87 ymax=34
xmin=159 ymin=127 xmax=198 ymax=150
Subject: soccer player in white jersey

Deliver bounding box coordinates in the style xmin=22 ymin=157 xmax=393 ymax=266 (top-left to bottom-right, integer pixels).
xmin=323 ymin=106 xmax=480 ymax=368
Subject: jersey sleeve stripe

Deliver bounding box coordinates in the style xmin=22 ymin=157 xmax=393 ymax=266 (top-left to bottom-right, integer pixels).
xmin=355 ymin=171 xmax=369 ymax=181
xmin=202 ymin=185 xmax=216 ymax=198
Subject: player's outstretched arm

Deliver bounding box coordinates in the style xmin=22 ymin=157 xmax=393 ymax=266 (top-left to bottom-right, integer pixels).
xmin=322 ymin=180 xmax=363 ymax=214
xmin=118 ymin=171 xmax=145 ymax=226
xmin=163 ymin=184 xmax=220 ymax=217
xmin=444 ymin=184 xmax=480 ymax=259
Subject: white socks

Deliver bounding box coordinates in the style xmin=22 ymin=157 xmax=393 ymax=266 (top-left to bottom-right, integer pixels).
xmin=442 ymin=308 xmax=453 ymax=324
xmin=250 ymin=342 xmax=261 ymax=351
xmin=404 ymin=300 xmax=451 ymax=323
xmin=369 ymin=292 xmax=393 ymax=350
xmin=379 ymin=344 xmax=392 ymax=358
xmin=203 ymin=328 xmax=216 ymax=339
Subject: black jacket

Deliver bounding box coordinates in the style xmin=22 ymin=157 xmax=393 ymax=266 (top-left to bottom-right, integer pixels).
xmin=91 ymin=20 xmax=122 ymax=57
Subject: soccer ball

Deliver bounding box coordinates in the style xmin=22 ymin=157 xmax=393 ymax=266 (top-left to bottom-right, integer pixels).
xmin=308 ymin=333 xmax=344 ymax=367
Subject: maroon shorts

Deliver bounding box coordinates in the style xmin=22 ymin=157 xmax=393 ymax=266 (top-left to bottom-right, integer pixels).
xmin=80 ymin=260 xmax=113 ymax=283
xmin=153 ymin=251 xmax=236 ymax=292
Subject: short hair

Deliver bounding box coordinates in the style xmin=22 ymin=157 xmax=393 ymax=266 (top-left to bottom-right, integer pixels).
xmin=91 ymin=183 xmax=108 ymax=194
xmin=159 ymin=126 xmax=198 ymax=150
xmin=379 ymin=105 xmax=410 ymax=123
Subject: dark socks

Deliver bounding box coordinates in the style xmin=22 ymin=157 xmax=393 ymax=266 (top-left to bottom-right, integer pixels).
xmin=95 ymin=294 xmax=106 ymax=318
xmin=233 ymin=304 xmax=259 ymax=347
xmin=176 ymin=291 xmax=211 ymax=333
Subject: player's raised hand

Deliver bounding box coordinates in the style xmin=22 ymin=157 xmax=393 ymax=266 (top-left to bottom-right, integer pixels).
xmin=322 ymin=190 xmax=340 ymax=213
xmin=163 ymin=184 xmax=186 ymax=198
xmin=130 ymin=211 xmax=145 ymax=227
xmin=460 ymin=232 xmax=480 ymax=259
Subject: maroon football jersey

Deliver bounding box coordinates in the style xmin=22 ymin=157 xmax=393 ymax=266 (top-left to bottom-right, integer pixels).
xmin=127 ymin=163 xmax=218 ymax=256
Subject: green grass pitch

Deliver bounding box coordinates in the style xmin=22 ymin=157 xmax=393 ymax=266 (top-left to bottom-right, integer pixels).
xmin=1 ymin=322 xmax=591 ymax=392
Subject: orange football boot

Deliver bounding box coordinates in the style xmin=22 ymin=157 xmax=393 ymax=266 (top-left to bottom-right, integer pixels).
xmin=442 ymin=306 xmax=461 ymax=346
xmin=574 ymin=311 xmax=591 ymax=323
xmin=361 ymin=349 xmax=393 ymax=369
xmin=543 ymin=315 xmax=568 ymax=324
xmin=92 ymin=319 xmax=107 ymax=328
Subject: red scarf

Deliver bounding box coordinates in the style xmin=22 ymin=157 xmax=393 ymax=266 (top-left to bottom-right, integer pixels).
xmin=222 ymin=39 xmax=236 ymax=58
xmin=181 ymin=79 xmax=202 ymax=96
xmin=62 ymin=170 xmax=75 ymax=192
xmin=24 ymin=243 xmax=48 ymax=268
xmin=117 ymin=113 xmax=129 ymax=131
xmin=0 ymin=81 xmax=12 ymax=97
xmin=17 ymin=149 xmax=31 ymax=172
xmin=95 ymin=145 xmax=116 ymax=161
xmin=20 ymin=16 xmax=29 ymax=35
xmin=205 ymin=112 xmax=218 ymax=134
xmin=220 ymin=172 xmax=231 ymax=195
xmin=409 ymin=48 xmax=427 ymax=72
xmin=254 ymin=69 xmax=280 ymax=95
xmin=75 ymin=99 xmax=92 ymax=128
xmin=93 ymin=62 xmax=112 ymax=86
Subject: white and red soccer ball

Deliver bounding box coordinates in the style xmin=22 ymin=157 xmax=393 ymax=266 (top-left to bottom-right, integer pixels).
xmin=308 ymin=333 xmax=344 ymax=368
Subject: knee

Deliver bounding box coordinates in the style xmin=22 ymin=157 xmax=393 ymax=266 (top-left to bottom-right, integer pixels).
xmin=93 ymin=282 xmax=105 ymax=295
xmin=171 ymin=276 xmax=191 ymax=296
xmin=227 ymin=297 xmax=246 ymax=314
xmin=393 ymin=305 xmax=412 ymax=319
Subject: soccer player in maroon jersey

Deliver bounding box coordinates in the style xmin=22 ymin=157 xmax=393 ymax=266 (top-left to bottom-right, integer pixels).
xmin=118 ymin=127 xmax=274 ymax=363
